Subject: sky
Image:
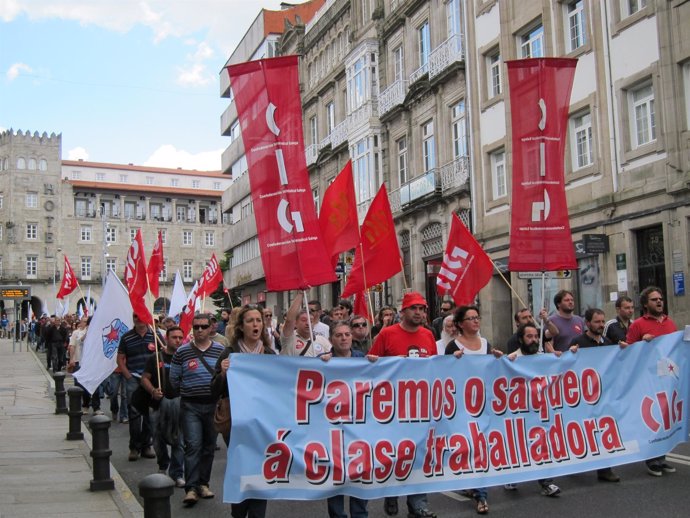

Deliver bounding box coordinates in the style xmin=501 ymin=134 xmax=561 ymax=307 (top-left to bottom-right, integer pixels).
xmin=0 ymin=0 xmax=300 ymax=171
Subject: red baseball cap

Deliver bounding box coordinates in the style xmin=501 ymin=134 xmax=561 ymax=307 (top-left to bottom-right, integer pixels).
xmin=401 ymin=292 xmax=428 ymax=310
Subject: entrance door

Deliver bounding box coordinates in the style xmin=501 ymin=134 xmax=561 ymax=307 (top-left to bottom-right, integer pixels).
xmin=636 ymin=225 xmax=666 ymax=293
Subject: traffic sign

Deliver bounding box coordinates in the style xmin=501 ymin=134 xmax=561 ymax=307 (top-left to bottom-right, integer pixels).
xmin=517 ymin=270 xmax=572 ymax=279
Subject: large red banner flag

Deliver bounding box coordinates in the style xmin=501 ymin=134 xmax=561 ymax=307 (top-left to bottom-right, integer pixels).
xmin=507 ymin=58 xmax=578 ymax=272
xmin=319 ymin=160 xmax=360 ymax=267
xmin=56 ymin=256 xmax=79 ymax=299
xmin=226 ymin=56 xmax=336 ymax=290
xmin=342 ymin=185 xmax=401 ymax=298
xmin=125 ymin=229 xmax=153 ymax=325
xmin=147 ymin=231 xmax=164 ymax=298
xmin=199 ymin=254 xmax=223 ymax=298
xmin=436 ymin=213 xmax=494 ymax=306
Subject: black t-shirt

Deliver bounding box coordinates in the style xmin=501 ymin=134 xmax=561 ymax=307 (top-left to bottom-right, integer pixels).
xmin=143 ymin=350 xmax=176 ymax=398
xmin=570 ymin=333 xmax=613 ymax=349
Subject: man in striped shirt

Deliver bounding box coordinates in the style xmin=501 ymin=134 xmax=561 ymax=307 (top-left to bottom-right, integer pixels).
xmin=170 ymin=313 xmax=225 ymax=506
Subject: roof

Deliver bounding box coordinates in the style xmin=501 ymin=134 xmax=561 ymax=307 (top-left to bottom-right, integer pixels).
xmin=262 ymin=0 xmax=325 ymax=36
xmin=62 ymin=160 xmax=225 ymax=178
xmin=68 ymin=180 xmax=222 ymax=199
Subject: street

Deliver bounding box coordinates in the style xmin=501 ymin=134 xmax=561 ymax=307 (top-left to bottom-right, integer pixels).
xmin=99 ymin=405 xmax=690 ymax=517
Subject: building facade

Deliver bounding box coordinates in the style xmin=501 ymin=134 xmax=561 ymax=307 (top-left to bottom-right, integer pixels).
xmin=465 ymin=0 xmax=690 ymax=346
xmin=221 ymin=0 xmax=470 ymax=319
xmin=0 ymin=129 xmax=232 ymax=318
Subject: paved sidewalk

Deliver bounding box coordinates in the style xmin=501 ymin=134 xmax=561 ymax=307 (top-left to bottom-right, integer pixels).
xmin=0 ymin=339 xmax=143 ymax=518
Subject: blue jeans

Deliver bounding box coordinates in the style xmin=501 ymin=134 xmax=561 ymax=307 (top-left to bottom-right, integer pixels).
xmin=125 ymin=376 xmax=151 ymax=452
xmin=180 ymin=400 xmax=217 ymax=492
xmin=327 ymin=495 xmax=368 ymax=518
xmin=108 ymin=372 xmax=129 ymax=420
xmin=150 ymin=399 xmax=185 ymax=479
xmin=383 ymin=494 xmax=428 ymax=514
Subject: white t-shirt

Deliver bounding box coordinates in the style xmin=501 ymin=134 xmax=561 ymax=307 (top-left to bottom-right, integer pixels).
xmin=280 ymin=332 xmax=331 ymax=358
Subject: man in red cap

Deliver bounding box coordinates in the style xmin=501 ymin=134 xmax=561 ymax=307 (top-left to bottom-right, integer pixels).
xmin=368 ymin=291 xmax=437 ymax=518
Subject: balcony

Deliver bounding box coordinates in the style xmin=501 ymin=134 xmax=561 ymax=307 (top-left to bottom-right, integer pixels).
xmin=348 ymin=100 xmax=378 ymax=131
xmin=409 ymin=62 xmax=429 ymax=84
xmin=379 ymin=79 xmax=408 ymax=116
xmin=440 ymin=156 xmax=470 ymax=192
xmin=305 ymin=144 xmax=318 ymax=166
xmin=330 ymin=119 xmax=349 ymax=148
xmin=220 ymin=102 xmax=238 ymax=136
xmin=429 ymin=34 xmax=464 ymax=79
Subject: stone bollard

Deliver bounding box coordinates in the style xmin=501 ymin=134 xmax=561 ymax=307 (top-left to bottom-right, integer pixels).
xmin=66 ymin=386 xmax=85 ymax=440
xmin=89 ymin=414 xmax=115 ymax=491
xmin=53 ymin=372 xmax=68 ymax=414
xmin=139 ymin=474 xmax=175 ymax=518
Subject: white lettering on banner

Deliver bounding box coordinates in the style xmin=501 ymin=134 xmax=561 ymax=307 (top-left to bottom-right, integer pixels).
xmin=277 ymin=199 xmax=304 ymax=233
xmin=437 ymin=246 xmax=470 ymax=291
xmin=125 ymin=239 xmax=140 ymax=286
xmin=275 ymin=149 xmax=289 ymax=186
xmin=531 ymin=189 xmax=551 ymax=222
xmin=266 ymin=103 xmax=280 ymax=136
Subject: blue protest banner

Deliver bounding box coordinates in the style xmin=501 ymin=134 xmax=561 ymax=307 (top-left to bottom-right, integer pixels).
xmin=223 ymin=332 xmax=689 ymax=502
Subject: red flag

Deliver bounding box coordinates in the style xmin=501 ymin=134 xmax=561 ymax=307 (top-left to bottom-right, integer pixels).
xmin=226 ymin=56 xmax=336 ymax=290
xmin=352 ymin=291 xmax=371 ymax=322
xmin=342 ymin=185 xmax=401 ymax=298
xmin=147 ymin=231 xmax=164 ymax=298
xmin=199 ymin=254 xmax=223 ymax=298
xmin=436 ymin=213 xmax=494 ymax=306
xmin=56 ymin=256 xmax=79 ymax=299
xmin=124 ymin=229 xmax=153 ymax=325
xmin=319 ymin=160 xmax=360 ymax=267
xmin=507 ymin=58 xmax=578 ymax=271
xmin=179 ymin=281 xmax=201 ymax=336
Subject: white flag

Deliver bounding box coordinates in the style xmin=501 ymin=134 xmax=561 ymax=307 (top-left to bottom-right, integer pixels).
xmin=74 ymin=272 xmax=133 ymax=394
xmin=168 ymin=270 xmax=187 ymax=318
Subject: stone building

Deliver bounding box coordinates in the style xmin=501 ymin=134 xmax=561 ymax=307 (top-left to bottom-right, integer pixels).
xmin=464 ymin=0 xmax=690 ymax=346
xmin=221 ymin=0 xmax=470 ymax=319
xmin=0 ymin=129 xmax=231 ymax=318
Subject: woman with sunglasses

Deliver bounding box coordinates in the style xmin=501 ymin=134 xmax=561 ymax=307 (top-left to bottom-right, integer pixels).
xmin=445 ymin=305 xmax=502 ymax=515
xmin=212 ymin=305 xmax=274 ymax=518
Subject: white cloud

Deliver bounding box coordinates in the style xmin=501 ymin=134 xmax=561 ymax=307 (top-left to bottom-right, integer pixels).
xmin=176 ymin=63 xmax=213 ymax=87
xmin=67 ymin=146 xmax=89 ymax=160
xmin=144 ymin=144 xmax=221 ymax=171
xmin=6 ymin=62 xmax=33 ymax=81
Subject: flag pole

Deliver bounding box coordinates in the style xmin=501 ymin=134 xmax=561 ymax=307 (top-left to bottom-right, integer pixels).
xmin=487 ymin=256 xmax=528 ymax=309
xmin=144 ymin=271 xmax=162 ymax=390
xmin=399 ymin=257 xmax=409 ymax=291
xmin=358 ymin=242 xmax=376 ymax=323
xmin=539 ymin=271 xmax=547 ymax=352
xmin=302 ymin=289 xmax=315 ymax=341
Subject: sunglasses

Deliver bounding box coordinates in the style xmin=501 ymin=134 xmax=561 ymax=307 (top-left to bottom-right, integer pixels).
xmin=192 ymin=324 xmax=210 ymax=330
xmin=264 ymin=313 xmax=273 ymax=317
xmin=352 ymin=322 xmax=368 ymax=328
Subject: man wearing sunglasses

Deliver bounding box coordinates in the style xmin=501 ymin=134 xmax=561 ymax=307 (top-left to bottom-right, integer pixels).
xmin=170 ymin=313 xmax=225 ymax=506
xmin=350 ymin=314 xmax=371 ymax=354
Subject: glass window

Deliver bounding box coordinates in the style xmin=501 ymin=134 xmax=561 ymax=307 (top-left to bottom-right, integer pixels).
xmin=81 ymin=257 xmax=92 ymax=279
xmin=310 ymin=116 xmax=318 ymax=145
xmin=26 ymin=192 xmax=38 ymax=208
xmin=159 ymin=229 xmax=167 ymax=245
xmin=205 ymin=231 xmax=215 ymax=247
xmin=447 ymin=0 xmax=462 ymax=37
xmin=26 ymin=223 xmax=38 ymax=240
xmin=183 ymin=260 xmax=193 ymax=281
xmin=520 ymin=24 xmax=544 ymax=58
xmin=491 ymin=149 xmax=507 ymax=199
xmin=628 ymin=0 xmax=647 ymax=16
xmin=171 ymin=178 xmax=179 ymax=187
xmin=230 ymin=120 xmax=241 ymax=142
xmin=160 ymin=260 xmax=167 ymax=281
xmin=348 ymin=56 xmax=368 ymax=111
xmin=397 ymin=137 xmax=408 ymax=185
xmin=630 ymin=83 xmax=656 ymax=147
xmin=213 ymin=181 xmax=221 ymax=190
xmin=96 ymin=172 xmax=105 ymax=181
xmin=422 ymin=120 xmax=436 ymax=172
xmin=130 ymin=228 xmax=138 ymax=242
xmin=0 ymin=194 xmax=3 ymax=209
xmin=393 ymin=45 xmax=404 ymax=82
xmin=106 ymin=257 xmax=117 ymax=273
xmin=566 ymin=1 xmax=586 ymax=52
xmin=39 ymin=159 xmax=48 ymax=171
xmin=353 ymin=138 xmax=374 ymax=203
xmin=571 ymin=111 xmax=593 ymax=169
xmin=106 ymin=226 xmax=117 ymax=243
xmin=192 ymin=180 xmax=201 ymax=189
xmin=17 ymin=157 xmax=26 ymax=169
xmin=418 ymin=22 xmax=431 ymax=67
xmin=119 ymin=174 xmax=127 ymax=183
xmin=487 ymin=50 xmax=502 ymax=98
xmin=26 ymin=256 xmax=37 ymax=278
xmin=183 ymin=230 xmax=193 ymax=246
xmin=326 ymin=102 xmax=335 ymax=134
xmin=451 ymin=101 xmax=468 ymax=158
xmin=146 ymin=176 xmax=154 ymax=185
xmin=80 ymin=226 xmax=92 ymax=242
xmin=28 ymin=158 xmax=36 ymax=170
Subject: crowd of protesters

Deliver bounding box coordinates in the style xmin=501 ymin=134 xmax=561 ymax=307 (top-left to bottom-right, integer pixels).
xmin=13 ymin=283 xmax=680 ymax=517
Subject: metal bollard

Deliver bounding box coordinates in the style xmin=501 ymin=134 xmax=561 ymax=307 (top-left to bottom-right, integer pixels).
xmin=53 ymin=372 xmax=68 ymax=414
xmin=66 ymin=386 xmax=84 ymax=440
xmin=139 ymin=474 xmax=175 ymax=518
xmin=89 ymin=414 xmax=115 ymax=491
